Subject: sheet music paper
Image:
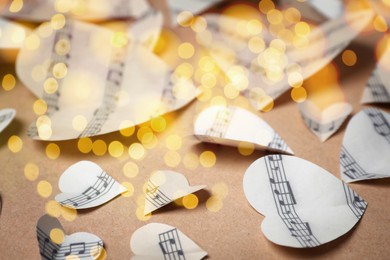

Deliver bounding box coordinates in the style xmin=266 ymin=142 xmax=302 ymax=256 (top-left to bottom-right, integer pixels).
xmin=194 ymin=105 xmax=293 ymax=154
xmin=144 ymin=170 xmax=206 ymax=215
xmin=0 ymin=0 xmax=151 ymax=22
xmin=130 ymin=223 xmax=207 ymax=260
xmin=361 ymin=48 xmax=390 ymax=104
xmin=0 ymin=108 xmax=16 ymax=134
xmin=55 ymin=161 xmax=127 ymax=209
xmin=243 ymin=155 xmax=367 ymax=248
xmin=17 ymin=19 xmax=198 ymax=140
xmin=168 ymin=0 xmax=222 ymax=26
xmin=340 ymin=107 xmax=390 ymax=182
xmin=37 ymin=214 xmax=103 ymax=260
xmin=298 ymin=101 xmax=352 ymax=142
xmin=0 ymin=18 xmax=31 ymax=49
xmin=369 ymin=0 xmax=390 ymax=25
xmin=197 ymin=9 xmax=373 ymax=110
xmin=308 ymin=0 xmax=344 ymax=19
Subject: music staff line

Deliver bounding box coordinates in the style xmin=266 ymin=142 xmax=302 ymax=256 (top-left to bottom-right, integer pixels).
xmin=342 ymin=183 xmax=367 ymax=219
xmin=158 ymin=228 xmax=186 ymax=260
xmin=364 ymin=108 xmax=390 ymax=143
xmin=366 ymin=69 xmax=390 ymax=103
xmin=145 ymin=180 xmax=171 ymax=208
xmin=340 ymin=146 xmax=375 ymax=180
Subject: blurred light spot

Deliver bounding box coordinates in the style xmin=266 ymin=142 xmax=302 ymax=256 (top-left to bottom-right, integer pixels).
xmin=238 ymin=142 xmax=255 ymax=156
xmin=224 ymin=84 xmax=240 ymax=99
xmin=33 ymin=99 xmax=48 ymax=115
xmin=123 ymin=161 xmax=138 ymax=178
xmin=177 ymin=11 xmax=194 ymax=27
xmin=38 ymin=22 xmax=53 ymax=38
xmin=267 ymin=9 xmax=283 ymax=25
xmin=24 ymin=162 xmax=39 ymax=181
xmin=136 ymin=206 xmax=151 ymax=221
xmin=137 ymin=127 xmax=153 ymax=143
xmin=24 ymin=33 xmax=40 ymax=50
xmin=119 ymin=120 xmax=135 ymax=137
xmin=2 ymin=74 xmax=16 ymax=91
xmin=128 ymin=143 xmax=145 ymax=160
xmin=183 ymin=194 xmax=199 ymax=209
xmin=44 ymin=78 xmax=59 ymax=94
xmin=247 ymin=19 xmax=263 ymax=35
xmin=183 ymin=153 xmax=199 ymax=170
xmin=206 ymin=196 xmax=223 ymax=212
xmin=174 ymin=63 xmax=193 ymax=79
xmin=50 ymin=228 xmax=65 ymax=244
xmin=191 ymin=16 xmax=207 ymax=32
xmin=150 ymin=116 xmax=166 ymax=132
xmin=284 ymin=7 xmax=301 ymax=24
xmin=200 ymin=151 xmax=216 ymax=168
xmin=8 ymin=135 xmax=23 ymax=153
xmin=32 ymin=65 xmax=47 ymax=82
xmin=108 ymin=141 xmax=124 ymax=158
xmin=248 ymin=36 xmax=265 ymax=53
xmin=212 ymin=183 xmax=229 ymax=199
xmin=55 ymin=38 xmax=71 ymax=56
xmin=92 ymin=140 xmax=107 ymax=156
xmin=373 ymin=15 xmax=388 ymax=32
xmin=166 ymin=134 xmax=182 ymax=151
xmin=46 ymin=143 xmax=60 ymax=159
xmin=37 ymin=180 xmax=52 ymax=198
xmin=111 ymin=32 xmax=128 ymax=48
xmin=45 ymin=200 xmax=62 ymax=217
xmin=288 ymin=71 xmax=303 ymax=88
xmin=72 ymin=115 xmax=87 ymax=132
xmin=259 ymin=0 xmax=275 ymax=14
xmin=61 ymin=206 xmax=77 ymax=221
xmin=342 ymin=50 xmax=357 ymax=66
xmin=164 ymin=151 xmax=181 ymax=167
xmin=121 ymin=182 xmax=134 ymax=197
xmin=51 ymin=14 xmax=66 ymax=30
xmin=52 ymin=62 xmax=68 ymax=79
xmin=291 ymin=87 xmax=307 ymax=103
xmin=201 ymin=73 xmax=217 ymax=88
xmin=77 ymin=137 xmax=93 ymax=154
xmin=295 ymin=22 xmax=310 ymax=37
xmin=178 ymin=42 xmax=195 ymax=59
xmin=9 ymin=0 xmax=23 ymax=12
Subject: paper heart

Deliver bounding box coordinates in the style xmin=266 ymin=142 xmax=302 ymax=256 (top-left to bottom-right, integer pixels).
xmin=0 ymin=108 xmax=16 ymax=134
xmin=194 ymin=105 xmax=293 ymax=154
xmin=17 ymin=19 xmax=197 ymax=140
xmin=144 ymin=170 xmax=206 ymax=215
xmin=130 ymin=223 xmax=207 ymax=260
xmin=340 ymin=107 xmax=390 ymax=182
xmin=299 ymin=101 xmax=352 ymax=142
xmin=55 ymin=161 xmax=127 ymax=209
xmin=37 ymin=214 xmax=103 ymax=260
xmin=0 ymin=18 xmax=31 ymax=49
xmin=243 ymin=155 xmax=367 ymax=248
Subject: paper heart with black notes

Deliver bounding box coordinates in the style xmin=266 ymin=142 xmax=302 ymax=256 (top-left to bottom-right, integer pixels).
xmin=130 ymin=223 xmax=207 ymax=260
xmin=0 ymin=108 xmax=15 ymax=134
xmin=144 ymin=170 xmax=206 ymax=215
xmin=243 ymin=155 xmax=367 ymax=248
xmin=299 ymin=101 xmax=352 ymax=142
xmin=55 ymin=161 xmax=127 ymax=209
xmin=194 ymin=105 xmax=293 ymax=154
xmin=37 ymin=214 xmax=103 ymax=260
xmin=340 ymin=107 xmax=390 ymax=182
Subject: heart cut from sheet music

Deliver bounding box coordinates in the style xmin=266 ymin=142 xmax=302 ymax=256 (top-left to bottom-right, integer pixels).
xmin=144 ymin=170 xmax=206 ymax=215
xmin=0 ymin=18 xmax=31 ymax=49
xmin=194 ymin=105 xmax=293 ymax=154
xmin=0 ymin=108 xmax=16 ymax=133
xmin=299 ymin=101 xmax=352 ymax=142
xmin=340 ymin=107 xmax=390 ymax=182
xmin=55 ymin=161 xmax=127 ymax=209
xmin=37 ymin=214 xmax=103 ymax=260
xmin=243 ymin=155 xmax=367 ymax=248
xmin=130 ymin=223 xmax=207 ymax=260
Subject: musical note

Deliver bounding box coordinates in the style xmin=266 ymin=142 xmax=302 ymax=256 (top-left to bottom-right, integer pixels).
xmin=145 ymin=180 xmax=171 ymax=208
xmin=342 ymin=183 xmax=367 ymax=219
xmin=365 ymin=108 xmax=390 ymax=143
xmin=158 ymin=228 xmax=186 ymax=260
xmin=64 ymin=242 xmax=86 ymax=256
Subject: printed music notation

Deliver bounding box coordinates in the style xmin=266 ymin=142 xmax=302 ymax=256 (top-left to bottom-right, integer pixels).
xmin=0 ymin=111 xmax=13 ymax=125
xmin=160 ymin=73 xmax=177 ymax=109
xmin=301 ymin=115 xmax=338 ymax=134
xmin=265 ymin=155 xmax=321 ymax=247
xmin=158 ymin=228 xmax=186 ymax=260
xmin=145 ymin=180 xmax=171 ymax=208
xmin=342 ymin=183 xmax=367 ymax=219
xmin=340 ymin=146 xmax=374 ymax=181
xmin=267 ymin=133 xmax=289 ymax=153
xmin=58 ymin=171 xmax=115 ymax=208
xmin=37 ymin=227 xmax=103 ymax=260
xmin=79 ymin=43 xmax=129 ymax=138
xmin=204 ymin=107 xmax=235 ymax=139
xmin=364 ymin=108 xmax=390 ymax=143
xmin=365 ymin=69 xmax=390 ymax=103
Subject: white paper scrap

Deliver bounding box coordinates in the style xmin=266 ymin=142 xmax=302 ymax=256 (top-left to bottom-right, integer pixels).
xmin=340 ymin=107 xmax=390 ymax=182
xmin=243 ymin=155 xmax=367 ymax=248
xmin=37 ymin=214 xmax=103 ymax=260
xmin=0 ymin=18 xmax=31 ymax=49
xmin=130 ymin=223 xmax=207 ymax=260
xmin=299 ymin=101 xmax=352 ymax=142
xmin=144 ymin=170 xmax=206 ymax=215
xmin=194 ymin=105 xmax=293 ymax=154
xmin=0 ymin=108 xmax=16 ymax=134
xmin=55 ymin=161 xmax=127 ymax=209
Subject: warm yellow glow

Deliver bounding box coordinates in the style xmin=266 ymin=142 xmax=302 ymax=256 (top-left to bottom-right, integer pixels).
xmin=183 ymin=153 xmax=199 ymax=170
xmin=24 ymin=33 xmax=40 ymax=50
xmin=183 ymin=194 xmax=199 ymax=209
xmin=166 ymin=134 xmax=182 ymax=151
xmin=177 ymin=11 xmax=194 ymax=27
xmin=295 ymin=22 xmax=310 ymax=37
xmin=37 ymin=180 xmax=52 ymax=198
xmin=44 ymin=78 xmax=59 ymax=94
xmin=24 ymin=163 xmax=39 ymax=181
xmin=373 ymin=15 xmax=388 ymax=32
xmin=45 ymin=200 xmax=62 ymax=217
xmin=120 ymin=182 xmax=134 ymax=197
xmin=50 ymin=228 xmax=65 ymax=244
xmin=77 ymin=137 xmax=93 ymax=154
xmin=9 ymin=0 xmax=23 ymax=13
xmin=342 ymin=50 xmax=357 ymax=66
xmin=178 ymin=42 xmax=195 ymax=59
xmin=72 ymin=115 xmax=87 ymax=132
xmin=46 ymin=143 xmax=60 ymax=159
xmin=119 ymin=120 xmax=135 ymax=137
xmin=206 ymin=196 xmax=223 ymax=212
xmin=123 ymin=161 xmax=138 ymax=178
xmin=61 ymin=206 xmax=77 ymax=221
xmin=150 ymin=116 xmax=166 ymax=132
xmin=33 ymin=99 xmax=47 ymax=115
xmin=2 ymin=74 xmax=16 ymax=91
xmin=267 ymin=9 xmax=283 ymax=25
xmin=199 ymin=151 xmax=216 ymax=168
xmin=238 ymin=142 xmax=255 ymax=156
xmin=164 ymin=151 xmax=181 ymax=167
xmin=92 ymin=140 xmax=107 ymax=156
xmin=8 ymin=135 xmax=23 ymax=153
xmin=108 ymin=141 xmax=124 ymax=158
xmin=128 ymin=143 xmax=146 ymax=160
xmin=191 ymin=16 xmax=207 ymax=32
xmin=51 ymin=14 xmax=66 ymax=30
xmin=52 ymin=62 xmax=68 ymax=79
xmin=284 ymin=7 xmax=301 ymax=24
xmin=291 ymin=87 xmax=307 ymax=103
xmin=259 ymin=0 xmax=275 ymax=14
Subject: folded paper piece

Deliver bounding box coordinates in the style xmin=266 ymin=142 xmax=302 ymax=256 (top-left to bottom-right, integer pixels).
xmin=299 ymin=101 xmax=352 ymax=142
xmin=144 ymin=170 xmax=206 ymax=215
xmin=197 ymin=9 xmax=373 ymax=110
xmin=0 ymin=18 xmax=31 ymax=49
xmin=130 ymin=223 xmax=207 ymax=260
xmin=340 ymin=107 xmax=390 ymax=182
xmin=194 ymin=105 xmax=293 ymax=154
xmin=37 ymin=214 xmax=103 ymax=260
xmin=243 ymin=155 xmax=367 ymax=248
xmin=55 ymin=161 xmax=127 ymax=209
xmin=17 ymin=19 xmax=198 ymax=140
xmin=361 ymin=48 xmax=390 ymax=104
xmin=309 ymin=0 xmax=344 ymax=19
xmin=0 ymin=108 xmax=15 ymax=134
xmin=168 ymin=0 xmax=221 ymax=26
xmin=369 ymin=0 xmax=390 ymax=25
xmin=0 ymin=0 xmax=151 ymax=22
